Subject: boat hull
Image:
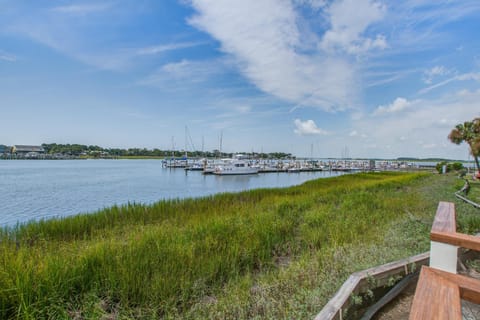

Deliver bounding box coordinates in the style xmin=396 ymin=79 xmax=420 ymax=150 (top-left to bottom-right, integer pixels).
xmin=214 ymin=170 xmax=258 ymax=175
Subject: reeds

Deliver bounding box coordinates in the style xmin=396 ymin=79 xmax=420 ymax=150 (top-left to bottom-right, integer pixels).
xmin=0 ymin=172 xmax=474 ymax=318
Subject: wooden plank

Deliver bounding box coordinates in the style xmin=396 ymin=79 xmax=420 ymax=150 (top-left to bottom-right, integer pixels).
xmin=429 ymin=267 xmax=480 ymax=304
xmin=431 ymin=201 xmax=456 ymax=233
xmin=314 ymin=274 xmax=361 ymax=320
xmin=315 ymin=252 xmax=429 ymax=320
xmin=355 ymin=252 xmax=430 ymax=292
xmin=409 ymin=266 xmax=462 ymax=320
xmin=431 ymin=231 xmax=480 ymax=252
xmin=455 ymin=192 xmax=480 ymax=209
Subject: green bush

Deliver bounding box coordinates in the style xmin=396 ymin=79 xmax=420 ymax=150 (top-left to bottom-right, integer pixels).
xmin=451 ymin=162 xmax=464 ymax=171
xmin=436 ymin=161 xmax=464 ymax=173
xmin=436 ymin=161 xmax=448 ymax=173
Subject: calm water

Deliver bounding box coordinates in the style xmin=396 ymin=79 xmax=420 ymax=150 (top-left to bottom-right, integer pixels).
xmin=0 ymin=160 xmax=345 ymax=226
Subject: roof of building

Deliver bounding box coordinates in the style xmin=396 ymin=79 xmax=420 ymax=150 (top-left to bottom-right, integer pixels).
xmin=13 ymin=145 xmax=45 ymax=152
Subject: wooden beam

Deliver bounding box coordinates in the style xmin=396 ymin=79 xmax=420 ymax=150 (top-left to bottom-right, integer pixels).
xmin=354 ymin=252 xmax=430 ymax=292
xmin=429 ymin=267 xmax=480 ymax=305
xmin=431 ymin=231 xmax=480 ymax=252
xmin=315 ymin=252 xmax=429 ymax=320
xmin=455 ymin=192 xmax=480 ymax=209
xmin=409 ymin=266 xmax=462 ymax=320
xmin=314 ymin=274 xmax=361 ymax=320
xmin=431 ymin=201 xmax=456 ymax=233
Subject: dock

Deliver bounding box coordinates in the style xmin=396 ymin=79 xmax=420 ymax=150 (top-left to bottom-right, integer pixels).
xmin=167 ymin=158 xmax=427 ymax=175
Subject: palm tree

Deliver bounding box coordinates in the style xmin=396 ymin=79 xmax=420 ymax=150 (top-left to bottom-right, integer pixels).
xmin=448 ymin=118 xmax=480 ymax=173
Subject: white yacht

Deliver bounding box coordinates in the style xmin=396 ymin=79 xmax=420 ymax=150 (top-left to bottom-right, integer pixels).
xmin=214 ymin=158 xmax=259 ymax=175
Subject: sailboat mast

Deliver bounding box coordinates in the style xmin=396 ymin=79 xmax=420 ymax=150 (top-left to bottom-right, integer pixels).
xmin=185 ymin=126 xmax=188 ymax=158
xmin=219 ymin=131 xmax=223 ymax=157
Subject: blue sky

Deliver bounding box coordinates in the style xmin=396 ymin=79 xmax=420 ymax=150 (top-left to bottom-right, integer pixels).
xmin=1 ymin=0 xmax=480 ymax=159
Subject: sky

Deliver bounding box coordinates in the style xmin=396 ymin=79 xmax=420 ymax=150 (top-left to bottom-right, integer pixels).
xmin=1 ymin=0 xmax=480 ymax=159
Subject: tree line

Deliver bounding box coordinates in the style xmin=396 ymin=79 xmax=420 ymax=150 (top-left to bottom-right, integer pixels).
xmin=40 ymin=143 xmax=293 ymax=159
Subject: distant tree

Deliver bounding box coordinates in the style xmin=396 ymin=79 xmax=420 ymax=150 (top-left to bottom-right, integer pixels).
xmin=448 ymin=118 xmax=480 ymax=173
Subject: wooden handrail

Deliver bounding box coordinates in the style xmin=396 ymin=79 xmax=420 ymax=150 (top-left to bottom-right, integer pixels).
xmin=431 ymin=201 xmax=456 ymax=233
xmin=409 ymin=266 xmax=462 ymax=320
xmin=315 ymin=253 xmax=429 ymax=320
xmin=431 ymin=231 xmax=480 ymax=251
xmin=410 ymin=266 xmax=480 ymax=320
xmin=410 ymin=201 xmax=480 ymax=319
xmin=428 ymin=267 xmax=480 ymax=304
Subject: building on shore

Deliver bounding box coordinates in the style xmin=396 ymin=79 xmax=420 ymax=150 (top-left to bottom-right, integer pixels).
xmin=12 ymin=145 xmax=45 ymax=157
xmin=0 ymin=145 xmax=11 ymax=154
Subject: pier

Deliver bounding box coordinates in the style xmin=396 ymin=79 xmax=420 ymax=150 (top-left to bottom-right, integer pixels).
xmin=162 ymin=158 xmax=431 ymax=175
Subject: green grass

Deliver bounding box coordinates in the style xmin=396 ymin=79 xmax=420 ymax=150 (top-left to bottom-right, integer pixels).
xmin=463 ymin=178 xmax=480 ymax=203
xmin=1 ymin=172 xmax=479 ymax=319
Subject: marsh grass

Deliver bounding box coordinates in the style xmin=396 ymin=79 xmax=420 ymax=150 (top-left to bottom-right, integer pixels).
xmin=1 ymin=172 xmax=478 ymax=319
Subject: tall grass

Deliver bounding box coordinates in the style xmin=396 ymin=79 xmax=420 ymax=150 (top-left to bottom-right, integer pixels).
xmin=1 ymin=172 xmax=477 ymax=318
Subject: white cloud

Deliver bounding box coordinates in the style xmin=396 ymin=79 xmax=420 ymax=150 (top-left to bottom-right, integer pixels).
xmin=422 ymin=143 xmax=437 ymax=149
xmin=0 ymin=50 xmax=16 ymax=62
xmin=234 ymin=105 xmax=251 ymax=114
xmin=343 ymin=89 xmax=480 ymax=159
xmin=423 ymin=65 xmax=450 ymax=84
xmin=139 ymin=59 xmax=229 ymax=89
xmin=434 ymin=118 xmax=457 ymax=129
xmin=373 ymin=97 xmax=411 ymax=115
xmin=426 ymin=66 xmax=447 ymax=76
xmin=349 ymin=130 xmax=368 ymax=138
xmin=51 ymin=4 xmax=112 ymax=15
xmin=135 ymin=42 xmax=204 ymax=56
xmin=320 ymin=0 xmax=387 ymax=54
xmin=419 ymin=72 xmax=480 ymax=94
xmin=294 ymin=119 xmax=328 ymax=135
xmin=187 ymin=0 xmax=359 ymax=111
xmin=4 ymin=4 xmax=202 ymax=71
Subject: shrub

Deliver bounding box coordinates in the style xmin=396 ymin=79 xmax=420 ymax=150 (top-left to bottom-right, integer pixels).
xmin=436 ymin=161 xmax=464 ymax=174
xmin=451 ymin=162 xmax=464 ymax=171
xmin=436 ymin=161 xmax=448 ymax=173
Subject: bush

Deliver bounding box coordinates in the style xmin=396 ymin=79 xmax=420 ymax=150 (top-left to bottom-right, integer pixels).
xmin=436 ymin=161 xmax=465 ymax=174
xmin=451 ymin=162 xmax=464 ymax=171
xmin=436 ymin=161 xmax=448 ymax=173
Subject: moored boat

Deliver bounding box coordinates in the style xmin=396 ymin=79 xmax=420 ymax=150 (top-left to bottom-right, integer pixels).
xmin=213 ymin=158 xmax=259 ymax=175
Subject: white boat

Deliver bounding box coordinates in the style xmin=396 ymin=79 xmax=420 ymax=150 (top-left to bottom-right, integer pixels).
xmin=203 ymin=164 xmax=216 ymax=174
xmin=186 ymin=159 xmax=206 ymax=171
xmin=163 ymin=158 xmax=188 ymax=168
xmin=214 ymin=159 xmax=259 ymax=175
xmin=203 ymin=159 xmax=221 ymax=174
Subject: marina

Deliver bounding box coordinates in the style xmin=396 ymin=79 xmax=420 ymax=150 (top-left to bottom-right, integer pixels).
xmin=164 ymin=157 xmax=429 ymax=174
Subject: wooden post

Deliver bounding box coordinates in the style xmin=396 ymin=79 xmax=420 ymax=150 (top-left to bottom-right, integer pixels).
xmin=429 ymin=241 xmax=458 ymax=273
xmin=429 ymin=202 xmax=458 ymax=274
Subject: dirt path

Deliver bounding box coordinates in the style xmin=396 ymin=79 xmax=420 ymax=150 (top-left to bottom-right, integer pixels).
xmin=373 ymin=281 xmax=416 ymax=320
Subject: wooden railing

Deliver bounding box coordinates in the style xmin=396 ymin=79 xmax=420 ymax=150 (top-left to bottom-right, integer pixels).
xmin=314 ymin=253 xmax=429 ymax=320
xmin=409 ymin=202 xmax=480 ymax=320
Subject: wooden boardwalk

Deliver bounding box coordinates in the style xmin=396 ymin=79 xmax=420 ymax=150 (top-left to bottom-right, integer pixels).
xmin=316 ymin=201 xmax=480 ymax=320
xmin=409 ymin=202 xmax=480 ymax=320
